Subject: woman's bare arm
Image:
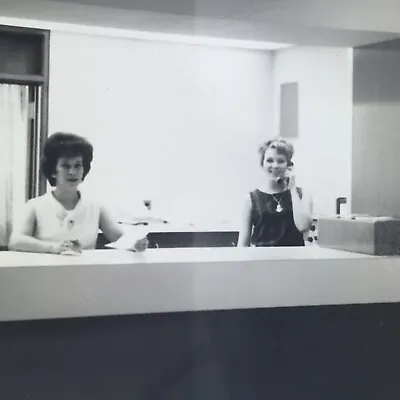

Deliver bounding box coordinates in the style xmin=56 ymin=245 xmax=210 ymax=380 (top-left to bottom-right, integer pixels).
xmin=237 ymin=195 xmax=253 ymax=247
xmin=99 ymin=206 xmax=148 ymax=251
xmin=99 ymin=206 xmax=125 ymax=244
xmin=8 ymin=202 xmax=60 ymax=253
xmin=291 ymin=188 xmax=313 ymax=233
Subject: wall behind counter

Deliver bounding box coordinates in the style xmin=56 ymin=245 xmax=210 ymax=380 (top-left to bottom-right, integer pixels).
xmin=272 ymin=46 xmax=353 ymax=217
xmin=48 ymin=31 xmax=273 ymax=224
xmin=48 ymin=32 xmax=354 ymax=222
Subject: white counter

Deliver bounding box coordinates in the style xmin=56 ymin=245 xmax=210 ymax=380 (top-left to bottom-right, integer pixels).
xmin=0 ymin=246 xmax=398 ymax=321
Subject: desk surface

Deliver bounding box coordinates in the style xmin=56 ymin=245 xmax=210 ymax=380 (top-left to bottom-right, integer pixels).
xmin=0 ymin=246 xmax=374 ymax=268
xmin=0 ymin=246 xmax=397 ymax=322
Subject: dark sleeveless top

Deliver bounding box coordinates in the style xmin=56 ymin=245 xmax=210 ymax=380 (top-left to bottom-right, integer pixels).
xmin=249 ymin=188 xmax=305 ymax=247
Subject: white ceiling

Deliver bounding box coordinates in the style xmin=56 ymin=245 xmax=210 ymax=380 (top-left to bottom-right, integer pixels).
xmin=0 ymin=0 xmax=400 ymax=47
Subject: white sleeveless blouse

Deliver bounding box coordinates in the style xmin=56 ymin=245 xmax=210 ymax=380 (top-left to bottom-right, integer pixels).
xmin=28 ymin=191 xmax=101 ymax=249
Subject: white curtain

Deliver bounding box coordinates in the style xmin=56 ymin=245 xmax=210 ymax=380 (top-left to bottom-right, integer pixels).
xmin=0 ymin=84 xmax=29 ymax=247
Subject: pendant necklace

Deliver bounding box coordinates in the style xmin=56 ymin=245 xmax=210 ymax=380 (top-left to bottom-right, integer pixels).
xmin=272 ymin=193 xmax=284 ymax=213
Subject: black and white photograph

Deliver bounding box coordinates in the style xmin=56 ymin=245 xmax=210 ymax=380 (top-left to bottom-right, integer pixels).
xmin=1 ymin=1 xmax=400 ymax=399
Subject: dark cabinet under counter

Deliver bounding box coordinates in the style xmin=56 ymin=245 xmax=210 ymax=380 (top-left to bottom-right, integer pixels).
xmin=148 ymin=231 xmax=239 ymax=248
xmin=96 ymin=231 xmax=239 ymax=249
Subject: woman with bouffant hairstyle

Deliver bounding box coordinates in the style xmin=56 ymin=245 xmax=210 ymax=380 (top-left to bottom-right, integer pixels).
xmin=9 ymin=132 xmax=148 ymax=254
xmin=238 ymin=138 xmax=313 ymax=247
xmin=41 ymin=132 xmax=94 ymax=187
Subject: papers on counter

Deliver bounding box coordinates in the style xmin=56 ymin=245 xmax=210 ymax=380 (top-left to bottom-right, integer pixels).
xmin=106 ymin=225 xmax=150 ymax=250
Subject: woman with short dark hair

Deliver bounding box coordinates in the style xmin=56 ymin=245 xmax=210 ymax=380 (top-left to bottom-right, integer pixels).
xmin=9 ymin=132 xmax=148 ymax=254
xmin=238 ymin=138 xmax=313 ymax=247
xmin=41 ymin=132 xmax=94 ymax=187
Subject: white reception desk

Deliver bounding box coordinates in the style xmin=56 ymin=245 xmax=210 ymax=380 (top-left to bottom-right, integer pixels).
xmin=0 ymin=246 xmax=398 ymax=321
